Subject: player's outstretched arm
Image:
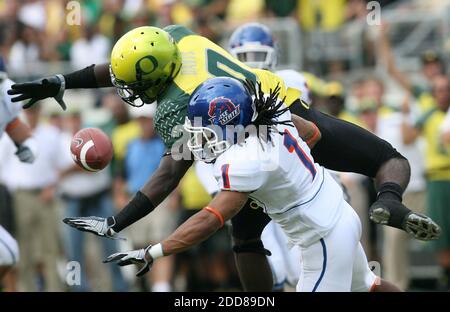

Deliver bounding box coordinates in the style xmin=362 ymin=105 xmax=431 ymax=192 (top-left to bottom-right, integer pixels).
xmin=5 ymin=118 xmax=38 ymax=164
xmin=64 ymin=155 xmax=193 ymax=237
xmin=104 ymin=190 xmax=249 ymax=276
xmin=7 ymin=63 xmax=112 ymax=110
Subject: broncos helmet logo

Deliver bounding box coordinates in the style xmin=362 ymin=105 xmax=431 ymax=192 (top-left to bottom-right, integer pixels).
xmin=208 ymin=97 xmax=241 ymax=126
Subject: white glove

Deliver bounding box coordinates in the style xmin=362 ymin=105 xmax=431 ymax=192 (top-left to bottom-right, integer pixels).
xmin=63 ymin=216 xmax=123 ymax=240
xmin=104 ymin=245 xmax=153 ymax=277
xmin=15 ymin=137 xmax=38 ymax=163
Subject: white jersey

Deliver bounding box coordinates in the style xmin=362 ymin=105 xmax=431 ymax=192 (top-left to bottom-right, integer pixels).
xmin=276 ymin=70 xmax=311 ymax=104
xmin=213 ymin=109 xmax=344 ymax=247
xmin=0 ymin=78 xmax=21 ymax=138
xmin=0 ymin=225 xmax=19 ymax=266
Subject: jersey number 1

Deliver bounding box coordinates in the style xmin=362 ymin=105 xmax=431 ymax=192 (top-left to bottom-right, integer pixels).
xmin=283 ymin=129 xmax=316 ymax=179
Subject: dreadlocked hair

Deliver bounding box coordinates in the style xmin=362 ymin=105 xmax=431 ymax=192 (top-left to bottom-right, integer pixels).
xmin=243 ymin=79 xmax=294 ymax=141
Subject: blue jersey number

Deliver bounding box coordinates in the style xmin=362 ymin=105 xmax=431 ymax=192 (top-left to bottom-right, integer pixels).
xmin=283 ymin=129 xmax=316 ymax=179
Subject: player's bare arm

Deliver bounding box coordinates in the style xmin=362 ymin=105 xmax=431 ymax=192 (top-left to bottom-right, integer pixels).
xmin=160 ymin=190 xmax=248 ymax=255
xmin=104 ymin=190 xmax=249 ymax=276
xmin=5 ymin=118 xmax=31 ymax=145
xmin=5 ymin=117 xmax=38 ymax=164
xmin=292 ymin=114 xmax=321 ymax=149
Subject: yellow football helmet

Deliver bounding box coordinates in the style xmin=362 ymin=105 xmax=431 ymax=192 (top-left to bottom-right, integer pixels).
xmin=110 ymin=26 xmax=182 ymax=107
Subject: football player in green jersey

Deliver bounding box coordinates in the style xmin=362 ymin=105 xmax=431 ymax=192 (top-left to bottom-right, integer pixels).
xmin=8 ymin=25 xmax=440 ymax=291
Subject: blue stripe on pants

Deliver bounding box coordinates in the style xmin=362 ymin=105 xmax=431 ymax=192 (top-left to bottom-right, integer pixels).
xmin=0 ymin=236 xmax=16 ymax=264
xmin=312 ymin=238 xmax=327 ymax=292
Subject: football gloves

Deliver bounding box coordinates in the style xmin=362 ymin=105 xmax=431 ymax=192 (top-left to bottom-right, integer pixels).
xmin=14 ymin=137 xmax=38 ymax=164
xmin=104 ymin=245 xmax=153 ymax=277
xmin=7 ymin=74 xmax=67 ymax=110
xmin=63 ymin=216 xmax=124 ymax=240
xmin=15 ymin=144 xmax=35 ymax=163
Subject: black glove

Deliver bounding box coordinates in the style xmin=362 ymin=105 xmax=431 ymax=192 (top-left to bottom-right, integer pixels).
xmin=7 ymin=74 xmax=67 ymax=110
xmin=369 ymin=183 xmax=441 ymax=241
xmin=104 ymin=245 xmax=153 ymax=277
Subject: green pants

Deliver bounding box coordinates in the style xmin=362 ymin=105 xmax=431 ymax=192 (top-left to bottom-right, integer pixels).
xmin=427 ymin=180 xmax=450 ymax=251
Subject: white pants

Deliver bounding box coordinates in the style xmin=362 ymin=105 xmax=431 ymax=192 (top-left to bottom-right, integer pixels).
xmin=0 ymin=225 xmax=19 ymax=266
xmin=262 ymin=221 xmax=301 ymax=288
xmin=296 ymin=202 xmax=377 ymax=292
xmin=195 ymin=161 xmax=377 ymax=292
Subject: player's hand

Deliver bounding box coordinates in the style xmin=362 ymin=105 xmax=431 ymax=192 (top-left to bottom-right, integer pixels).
xmin=7 ymin=75 xmax=67 ymax=110
xmin=369 ymin=199 xmax=441 ymax=241
xmin=104 ymin=245 xmax=153 ymax=277
xmin=63 ymin=216 xmax=124 ymax=240
xmin=15 ymin=144 xmax=35 ymax=163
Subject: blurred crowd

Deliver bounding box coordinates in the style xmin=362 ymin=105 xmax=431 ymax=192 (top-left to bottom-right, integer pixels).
xmin=0 ymin=0 xmax=411 ymax=77
xmin=1 ymin=0 xmax=450 ymax=292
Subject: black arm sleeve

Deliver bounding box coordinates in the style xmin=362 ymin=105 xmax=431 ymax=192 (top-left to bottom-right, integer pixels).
xmin=63 ymin=63 xmax=113 ymax=89
xmin=63 ymin=65 xmax=99 ymax=89
xmin=111 ymin=155 xmax=193 ymax=232
xmin=289 ymin=100 xmax=404 ymax=178
xmin=112 ymin=191 xmax=155 ymax=232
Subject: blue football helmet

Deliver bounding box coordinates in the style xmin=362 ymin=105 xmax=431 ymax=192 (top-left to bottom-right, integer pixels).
xmin=184 ymin=77 xmax=256 ymax=162
xmin=229 ymin=23 xmax=277 ymax=70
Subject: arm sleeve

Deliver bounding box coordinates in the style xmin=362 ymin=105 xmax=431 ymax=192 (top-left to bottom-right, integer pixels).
xmin=215 ymin=161 xmax=268 ymax=192
xmin=289 ymin=100 xmax=403 ymax=178
xmin=63 ymin=65 xmax=100 ymax=89
xmin=2 ymin=79 xmax=21 ymax=123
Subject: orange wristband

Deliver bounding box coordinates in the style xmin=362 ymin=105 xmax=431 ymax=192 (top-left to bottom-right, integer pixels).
xmin=204 ymin=206 xmax=224 ymax=227
xmin=306 ymin=123 xmax=320 ymax=146
xmin=5 ymin=118 xmax=21 ymax=132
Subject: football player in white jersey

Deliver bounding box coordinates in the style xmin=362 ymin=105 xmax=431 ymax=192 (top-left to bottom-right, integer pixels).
xmin=228 ymin=23 xmax=310 ymax=289
xmin=104 ymin=77 xmax=400 ymax=291
xmin=195 ymin=22 xmax=313 ymax=290
xmin=0 ymin=56 xmax=37 ymax=283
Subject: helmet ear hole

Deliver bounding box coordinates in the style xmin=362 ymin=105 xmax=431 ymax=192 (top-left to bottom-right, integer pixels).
xmin=151 ymin=42 xmax=154 ymax=46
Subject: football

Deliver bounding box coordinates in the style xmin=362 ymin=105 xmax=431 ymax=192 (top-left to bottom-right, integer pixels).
xmin=70 ymin=128 xmax=113 ymax=172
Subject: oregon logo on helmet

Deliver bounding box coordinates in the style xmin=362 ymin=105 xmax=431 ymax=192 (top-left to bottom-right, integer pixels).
xmin=135 ymin=55 xmax=159 ymax=81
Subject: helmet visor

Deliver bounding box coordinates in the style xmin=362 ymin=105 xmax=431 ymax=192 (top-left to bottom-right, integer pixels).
xmin=231 ymin=45 xmax=276 ymax=70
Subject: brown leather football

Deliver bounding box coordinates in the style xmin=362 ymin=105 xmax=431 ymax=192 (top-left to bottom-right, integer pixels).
xmin=70 ymin=128 xmax=113 ymax=172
